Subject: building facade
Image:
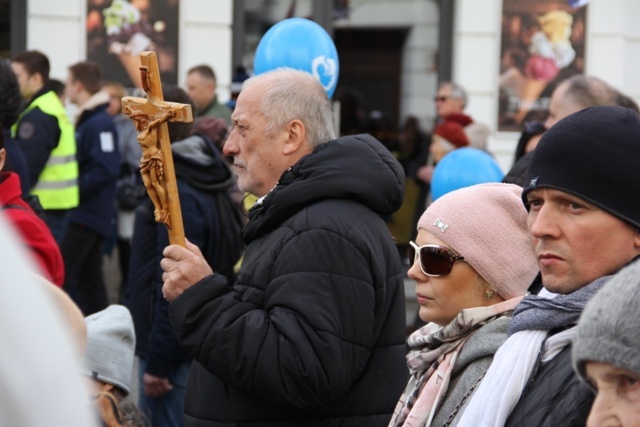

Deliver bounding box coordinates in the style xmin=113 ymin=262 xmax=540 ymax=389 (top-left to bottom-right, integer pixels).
xmin=4 ymin=0 xmax=640 ymax=170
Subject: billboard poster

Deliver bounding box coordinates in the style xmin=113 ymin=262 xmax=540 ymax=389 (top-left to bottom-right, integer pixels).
xmin=498 ymin=0 xmax=587 ymax=131
xmin=86 ymin=0 xmax=179 ymax=90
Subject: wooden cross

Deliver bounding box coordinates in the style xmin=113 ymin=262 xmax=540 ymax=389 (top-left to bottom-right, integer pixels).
xmin=121 ymin=51 xmax=193 ymax=247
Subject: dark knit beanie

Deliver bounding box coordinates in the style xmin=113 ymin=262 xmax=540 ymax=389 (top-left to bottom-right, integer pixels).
xmin=573 ymin=257 xmax=640 ymax=385
xmin=523 ymin=106 xmax=640 ymax=229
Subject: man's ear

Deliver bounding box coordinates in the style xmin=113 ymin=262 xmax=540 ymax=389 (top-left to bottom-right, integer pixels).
xmin=0 ymin=148 xmax=6 ymax=172
xmin=634 ymin=228 xmax=640 ymax=251
xmin=282 ymin=119 xmax=307 ymax=155
xmin=31 ymin=72 xmax=44 ymax=88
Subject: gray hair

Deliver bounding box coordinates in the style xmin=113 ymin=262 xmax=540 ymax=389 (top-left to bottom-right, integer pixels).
xmin=563 ymin=74 xmax=618 ymax=109
xmin=242 ymin=68 xmax=336 ymax=146
xmin=439 ymin=81 xmax=468 ymax=108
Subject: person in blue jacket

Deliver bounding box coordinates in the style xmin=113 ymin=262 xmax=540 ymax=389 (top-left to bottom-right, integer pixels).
xmin=61 ymin=61 xmax=120 ymax=315
xmin=125 ymin=84 xmax=243 ymax=427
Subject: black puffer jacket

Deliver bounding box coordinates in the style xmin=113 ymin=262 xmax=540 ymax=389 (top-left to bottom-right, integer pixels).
xmin=506 ymin=344 xmax=594 ymax=427
xmin=170 ymin=134 xmax=409 ymax=426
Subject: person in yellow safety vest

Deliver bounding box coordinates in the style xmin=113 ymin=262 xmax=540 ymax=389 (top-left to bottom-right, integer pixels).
xmin=11 ymin=50 xmax=79 ymax=245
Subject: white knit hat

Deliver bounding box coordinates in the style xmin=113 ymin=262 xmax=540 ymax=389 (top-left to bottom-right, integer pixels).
xmin=418 ymin=183 xmax=538 ymax=299
xmin=82 ymin=305 xmax=136 ymax=395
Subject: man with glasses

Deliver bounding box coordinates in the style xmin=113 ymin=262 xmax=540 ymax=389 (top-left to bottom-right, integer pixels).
xmin=417 ymin=82 xmax=490 ymax=188
xmin=457 ymin=105 xmax=640 ymax=426
xmin=158 ymin=68 xmax=408 ymax=427
xmin=434 ymin=82 xmax=467 ymax=122
xmin=434 ymin=81 xmax=490 ymax=150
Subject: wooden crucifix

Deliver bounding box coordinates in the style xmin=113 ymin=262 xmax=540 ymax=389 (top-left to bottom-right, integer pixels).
xmin=121 ymin=51 xmax=193 ymax=247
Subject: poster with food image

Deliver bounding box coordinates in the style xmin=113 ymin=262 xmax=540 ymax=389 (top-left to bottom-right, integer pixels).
xmin=86 ymin=0 xmax=179 ymax=90
xmin=498 ymin=0 xmax=587 ymax=131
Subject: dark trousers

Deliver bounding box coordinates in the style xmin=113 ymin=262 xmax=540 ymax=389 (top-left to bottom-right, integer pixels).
xmin=44 ymin=208 xmax=70 ymax=247
xmin=117 ymin=237 xmax=131 ymax=303
xmin=61 ymin=223 xmax=108 ymax=315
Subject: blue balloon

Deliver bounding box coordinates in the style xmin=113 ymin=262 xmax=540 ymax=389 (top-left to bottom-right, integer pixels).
xmin=431 ymin=148 xmax=505 ymax=201
xmin=254 ymin=18 xmax=340 ymax=98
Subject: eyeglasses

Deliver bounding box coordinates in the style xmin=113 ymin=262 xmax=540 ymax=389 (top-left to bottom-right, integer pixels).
xmin=408 ymin=241 xmax=465 ymax=277
xmin=434 ymin=96 xmax=450 ymax=103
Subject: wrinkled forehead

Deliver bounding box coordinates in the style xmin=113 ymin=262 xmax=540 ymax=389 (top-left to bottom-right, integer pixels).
xmin=232 ymin=87 xmax=264 ymax=121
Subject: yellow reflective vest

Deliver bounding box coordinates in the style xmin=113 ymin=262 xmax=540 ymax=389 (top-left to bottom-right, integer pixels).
xmin=12 ymin=91 xmax=79 ymax=209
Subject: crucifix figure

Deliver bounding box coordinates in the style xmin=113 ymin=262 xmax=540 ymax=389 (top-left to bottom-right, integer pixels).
xmin=126 ymin=108 xmax=175 ymax=225
xmin=121 ymin=51 xmax=193 ymax=246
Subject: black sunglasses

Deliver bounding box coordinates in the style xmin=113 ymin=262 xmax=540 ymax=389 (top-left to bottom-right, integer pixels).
xmin=434 ymin=96 xmax=450 ymax=103
xmin=409 ymin=241 xmax=465 ymax=277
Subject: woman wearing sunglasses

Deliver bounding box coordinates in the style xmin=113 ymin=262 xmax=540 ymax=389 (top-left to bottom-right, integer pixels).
xmin=389 ymin=183 xmax=538 ymax=427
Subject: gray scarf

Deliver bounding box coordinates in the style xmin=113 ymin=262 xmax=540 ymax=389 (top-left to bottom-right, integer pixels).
xmin=508 ymin=275 xmax=613 ymax=336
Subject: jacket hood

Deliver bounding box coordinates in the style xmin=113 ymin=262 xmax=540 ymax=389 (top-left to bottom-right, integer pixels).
xmin=245 ymin=133 xmax=405 ymax=241
xmin=172 ymin=134 xmax=234 ymax=193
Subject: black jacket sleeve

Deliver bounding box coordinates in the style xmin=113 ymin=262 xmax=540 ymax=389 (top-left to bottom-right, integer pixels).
xmin=169 ymin=229 xmax=379 ymax=412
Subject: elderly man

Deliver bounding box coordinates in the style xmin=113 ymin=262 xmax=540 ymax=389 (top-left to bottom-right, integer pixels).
xmin=160 ymin=68 xmax=408 ymax=426
xmin=573 ymin=258 xmax=640 ymax=426
xmin=434 ymin=81 xmax=489 ymax=149
xmin=417 ymin=82 xmax=489 ymax=187
xmin=544 ymin=74 xmax=618 ymax=129
xmin=458 ymin=105 xmax=640 ymax=426
xmin=184 ymin=64 xmax=232 ymax=124
xmin=504 ymin=74 xmax=619 ymax=185
xmin=434 ymin=81 xmax=467 ymax=121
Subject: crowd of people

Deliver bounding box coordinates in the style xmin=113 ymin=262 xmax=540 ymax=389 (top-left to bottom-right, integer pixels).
xmin=0 ymin=50 xmax=242 ymax=426
xmin=3 ymin=47 xmax=640 ymax=427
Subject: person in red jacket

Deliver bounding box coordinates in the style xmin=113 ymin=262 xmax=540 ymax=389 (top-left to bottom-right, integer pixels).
xmin=0 ymin=125 xmax=65 ymax=286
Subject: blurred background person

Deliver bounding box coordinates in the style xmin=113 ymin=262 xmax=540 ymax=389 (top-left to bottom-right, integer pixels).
xmin=50 ymin=78 xmax=67 ymax=105
xmin=102 ymin=80 xmax=143 ymax=302
xmin=504 ymin=74 xmax=629 ymax=187
xmin=503 ymin=120 xmax=546 ymax=187
xmin=433 ymin=81 xmax=490 ymax=150
xmin=62 ymin=61 xmax=120 ymax=315
xmin=83 ymin=304 xmax=150 ymax=427
xmin=0 ymin=58 xmax=64 ymax=286
xmin=184 ymin=64 xmax=232 ymax=124
xmin=0 ymin=214 xmax=97 ymax=427
xmin=11 ymin=50 xmax=79 ymax=244
xmin=0 ymin=125 xmax=65 ymax=286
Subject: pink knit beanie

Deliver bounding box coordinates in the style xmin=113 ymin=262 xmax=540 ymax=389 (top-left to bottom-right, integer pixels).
xmin=418 ymin=183 xmax=538 ymax=299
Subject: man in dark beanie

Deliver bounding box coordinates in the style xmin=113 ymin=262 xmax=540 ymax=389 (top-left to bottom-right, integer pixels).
xmin=457 ymin=105 xmax=640 ymax=426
